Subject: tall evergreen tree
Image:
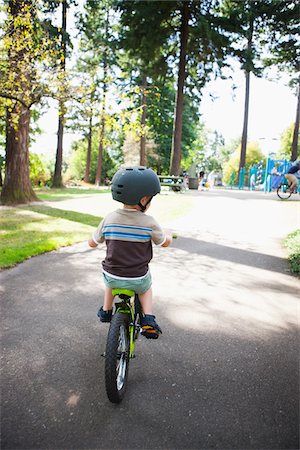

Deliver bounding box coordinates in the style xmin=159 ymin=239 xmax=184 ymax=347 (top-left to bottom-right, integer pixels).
xmin=117 ymin=0 xmax=232 ymax=175
xmin=53 ymin=0 xmax=68 ymax=187
xmin=78 ymin=0 xmax=116 ymax=185
xmin=262 ymin=0 xmax=299 ymax=161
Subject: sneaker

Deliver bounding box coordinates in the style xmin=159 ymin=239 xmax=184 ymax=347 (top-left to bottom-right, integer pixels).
xmin=141 ymin=314 xmax=162 ymax=339
xmin=97 ymin=306 xmax=112 ymax=323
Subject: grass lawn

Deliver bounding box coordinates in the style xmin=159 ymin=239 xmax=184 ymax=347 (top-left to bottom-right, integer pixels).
xmin=0 ymin=188 xmax=194 ymax=270
xmin=0 ymin=206 xmax=101 ymax=269
xmin=35 ymin=187 xmax=110 ymax=202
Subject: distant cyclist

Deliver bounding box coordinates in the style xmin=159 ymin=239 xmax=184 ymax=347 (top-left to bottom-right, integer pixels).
xmin=88 ymin=166 xmax=172 ymax=339
xmin=285 ymin=159 xmax=300 ymax=192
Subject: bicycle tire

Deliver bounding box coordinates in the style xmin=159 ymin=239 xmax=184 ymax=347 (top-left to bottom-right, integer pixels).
xmin=277 ymin=184 xmax=292 ymax=200
xmin=105 ymin=312 xmax=130 ymax=403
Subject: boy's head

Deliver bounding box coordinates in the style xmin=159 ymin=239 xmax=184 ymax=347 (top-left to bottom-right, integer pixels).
xmin=111 ymin=166 xmax=161 ymax=212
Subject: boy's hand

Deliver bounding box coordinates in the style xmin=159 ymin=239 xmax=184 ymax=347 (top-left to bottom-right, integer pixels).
xmin=162 ymin=234 xmax=173 ymax=247
xmin=88 ymin=238 xmax=98 ymax=248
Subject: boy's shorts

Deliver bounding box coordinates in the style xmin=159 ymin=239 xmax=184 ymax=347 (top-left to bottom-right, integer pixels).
xmin=103 ymin=271 xmax=152 ymax=295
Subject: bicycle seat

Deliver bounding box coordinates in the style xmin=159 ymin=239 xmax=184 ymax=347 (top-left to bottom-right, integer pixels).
xmin=112 ymin=288 xmax=135 ymax=299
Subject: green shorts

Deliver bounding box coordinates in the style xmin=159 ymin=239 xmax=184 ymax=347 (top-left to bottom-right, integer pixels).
xmin=103 ymin=271 xmax=152 ymax=295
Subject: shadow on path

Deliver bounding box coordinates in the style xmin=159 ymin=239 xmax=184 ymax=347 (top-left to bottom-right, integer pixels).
xmin=172 ymin=236 xmax=289 ymax=275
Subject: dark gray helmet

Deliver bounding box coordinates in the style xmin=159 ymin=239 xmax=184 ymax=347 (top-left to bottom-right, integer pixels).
xmin=111 ymin=166 xmax=161 ymax=205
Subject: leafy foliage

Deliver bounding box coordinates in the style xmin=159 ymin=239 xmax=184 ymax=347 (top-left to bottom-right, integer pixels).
xmin=284 ymin=229 xmax=300 ymax=276
xmin=223 ymin=141 xmax=265 ymax=185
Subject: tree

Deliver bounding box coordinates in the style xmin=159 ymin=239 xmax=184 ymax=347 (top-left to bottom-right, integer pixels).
xmin=77 ymin=0 xmax=116 ymax=185
xmin=0 ymin=0 xmax=49 ymax=204
xmin=262 ymin=0 xmax=299 ymax=161
xmin=221 ymin=0 xmax=274 ymax=185
xmin=117 ymin=1 xmax=233 ymax=175
xmin=116 ymin=1 xmax=171 ymax=167
xmin=278 ymin=124 xmax=299 ymax=160
xmin=223 ymin=141 xmax=264 ymax=185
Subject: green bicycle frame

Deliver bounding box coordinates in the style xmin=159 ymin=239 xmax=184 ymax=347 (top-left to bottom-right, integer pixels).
xmin=112 ymin=289 xmax=136 ymax=358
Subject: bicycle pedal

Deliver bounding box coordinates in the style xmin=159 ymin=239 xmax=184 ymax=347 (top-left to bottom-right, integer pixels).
xmin=141 ymin=328 xmax=160 ymax=339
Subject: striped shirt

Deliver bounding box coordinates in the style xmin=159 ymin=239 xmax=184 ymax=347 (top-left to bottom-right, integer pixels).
xmin=92 ymin=208 xmax=166 ymax=278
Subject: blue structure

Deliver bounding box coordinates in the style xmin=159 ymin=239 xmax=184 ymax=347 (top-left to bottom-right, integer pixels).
xmin=238 ymin=167 xmax=245 ymax=190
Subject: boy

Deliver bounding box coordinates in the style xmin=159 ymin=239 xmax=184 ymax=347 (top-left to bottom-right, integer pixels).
xmin=88 ymin=166 xmax=172 ymax=339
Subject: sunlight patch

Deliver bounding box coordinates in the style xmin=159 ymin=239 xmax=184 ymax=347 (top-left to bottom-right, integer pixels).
xmin=66 ymin=392 xmax=80 ymax=407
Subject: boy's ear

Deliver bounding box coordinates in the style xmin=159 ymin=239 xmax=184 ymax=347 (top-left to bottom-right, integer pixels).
xmin=140 ymin=195 xmax=150 ymax=206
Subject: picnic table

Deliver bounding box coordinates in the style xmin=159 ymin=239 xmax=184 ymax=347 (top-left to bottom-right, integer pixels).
xmin=158 ymin=175 xmax=185 ymax=192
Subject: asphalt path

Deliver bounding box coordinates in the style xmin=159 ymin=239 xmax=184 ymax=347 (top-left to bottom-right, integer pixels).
xmin=1 ymin=189 xmax=299 ymax=450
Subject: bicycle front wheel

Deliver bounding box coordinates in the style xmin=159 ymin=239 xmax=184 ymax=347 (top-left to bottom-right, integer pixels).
xmin=277 ymin=184 xmax=292 ymax=200
xmin=105 ymin=312 xmax=130 ymax=403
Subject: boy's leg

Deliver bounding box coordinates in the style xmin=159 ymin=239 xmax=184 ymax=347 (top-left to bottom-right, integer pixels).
xmin=139 ymin=288 xmax=162 ymax=338
xmin=103 ymin=287 xmax=114 ymax=311
xmin=139 ymin=288 xmax=153 ymax=315
xmin=97 ymin=287 xmax=114 ymax=323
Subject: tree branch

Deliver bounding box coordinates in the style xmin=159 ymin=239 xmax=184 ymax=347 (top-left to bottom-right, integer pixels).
xmin=0 ymin=92 xmax=30 ymax=109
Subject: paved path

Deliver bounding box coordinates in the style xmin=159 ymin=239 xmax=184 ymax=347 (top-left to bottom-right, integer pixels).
xmin=1 ymin=189 xmax=299 ymax=450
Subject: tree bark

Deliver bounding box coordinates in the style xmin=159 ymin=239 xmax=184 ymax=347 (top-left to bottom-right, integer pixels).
xmin=95 ymin=80 xmax=107 ymax=186
xmin=140 ymin=75 xmax=147 ymax=166
xmin=291 ymin=79 xmax=300 ymax=161
xmin=1 ymin=104 xmax=37 ymax=205
xmin=52 ymin=0 xmax=67 ymax=188
xmin=169 ymin=1 xmax=189 ymax=176
xmin=238 ymin=17 xmax=253 ymax=185
xmin=239 ymin=69 xmax=250 ymax=171
xmin=95 ymin=7 xmax=109 ymax=186
xmin=53 ymin=104 xmax=64 ymax=187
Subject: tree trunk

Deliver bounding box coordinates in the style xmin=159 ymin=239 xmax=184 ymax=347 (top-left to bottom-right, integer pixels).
xmin=140 ymin=75 xmax=147 ymax=166
xmin=239 ymin=69 xmax=250 ymax=171
xmin=95 ymin=81 xmax=107 ymax=186
xmin=238 ymin=18 xmax=253 ymax=185
xmin=52 ymin=0 xmax=67 ymax=188
xmin=1 ymin=104 xmax=37 ymax=205
xmin=169 ymin=1 xmax=189 ymax=176
xmin=95 ymin=7 xmax=109 ymax=186
xmin=84 ymin=113 xmax=93 ymax=183
xmin=291 ymin=79 xmax=300 ymax=161
xmin=53 ymin=103 xmax=64 ymax=187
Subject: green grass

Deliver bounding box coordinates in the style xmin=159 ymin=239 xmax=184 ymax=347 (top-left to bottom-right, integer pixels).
xmin=35 ymin=187 xmax=109 ymax=202
xmin=0 ymin=207 xmax=102 ymax=269
xmin=0 ymin=187 xmax=194 ymax=270
xmin=284 ymin=229 xmax=300 ymax=276
xmin=27 ymin=205 xmax=100 ymax=227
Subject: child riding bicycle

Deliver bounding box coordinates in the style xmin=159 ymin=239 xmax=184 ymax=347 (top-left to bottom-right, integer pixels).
xmin=285 ymin=160 xmax=300 ymax=192
xmin=88 ymin=166 xmax=172 ymax=339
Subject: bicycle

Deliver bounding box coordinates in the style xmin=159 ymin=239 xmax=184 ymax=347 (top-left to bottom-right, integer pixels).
xmin=104 ymin=288 xmax=142 ymax=403
xmin=276 ymin=177 xmax=300 ymax=200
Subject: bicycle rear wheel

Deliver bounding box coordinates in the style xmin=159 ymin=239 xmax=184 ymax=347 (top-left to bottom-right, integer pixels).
xmin=277 ymin=184 xmax=292 ymax=200
xmin=105 ymin=312 xmax=130 ymax=403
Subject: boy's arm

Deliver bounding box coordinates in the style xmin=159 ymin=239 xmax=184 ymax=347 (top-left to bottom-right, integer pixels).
xmin=88 ymin=218 xmax=105 ymax=248
xmin=151 ymin=220 xmax=173 ymax=247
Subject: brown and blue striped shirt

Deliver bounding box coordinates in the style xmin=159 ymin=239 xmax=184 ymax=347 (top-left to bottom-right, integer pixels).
xmin=92 ymin=208 xmax=166 ymax=278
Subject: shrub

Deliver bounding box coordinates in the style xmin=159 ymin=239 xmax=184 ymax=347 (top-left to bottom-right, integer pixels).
xmin=284 ymin=230 xmax=300 ymax=275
